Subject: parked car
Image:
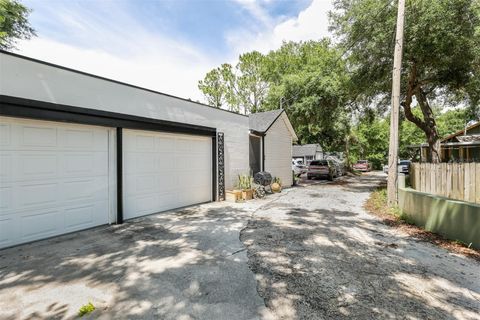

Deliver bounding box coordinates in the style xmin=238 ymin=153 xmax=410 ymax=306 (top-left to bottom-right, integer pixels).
xmin=292 ymin=159 xmax=307 ymax=177
xmin=353 ymin=160 xmax=371 ymax=172
xmin=398 ymin=160 xmax=411 ymax=174
xmin=326 ymin=156 xmax=345 ymax=176
xmin=382 ymin=160 xmax=411 ymax=174
xmin=307 ymin=160 xmax=337 ymax=180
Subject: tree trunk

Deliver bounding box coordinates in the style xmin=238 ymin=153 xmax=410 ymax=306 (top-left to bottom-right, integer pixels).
xmin=415 ymin=88 xmax=441 ymax=163
xmin=401 ymin=62 xmax=441 ymax=163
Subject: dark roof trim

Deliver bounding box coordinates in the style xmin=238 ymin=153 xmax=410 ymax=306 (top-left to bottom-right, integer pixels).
xmin=249 ymin=130 xmax=265 ymax=137
xmin=0 ymin=95 xmax=216 ymax=136
xmin=0 ymin=49 xmax=247 ymax=118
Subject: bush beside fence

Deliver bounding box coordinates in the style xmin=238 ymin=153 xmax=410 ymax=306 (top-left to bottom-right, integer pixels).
xmin=410 ymin=163 xmax=480 ymax=204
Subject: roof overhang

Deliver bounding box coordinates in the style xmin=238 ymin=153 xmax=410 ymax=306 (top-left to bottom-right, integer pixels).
xmin=441 ymin=121 xmax=480 ymax=142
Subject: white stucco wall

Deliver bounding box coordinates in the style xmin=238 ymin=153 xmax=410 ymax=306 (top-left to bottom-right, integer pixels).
xmin=0 ymin=53 xmax=249 ymax=190
xmin=264 ymin=114 xmax=293 ymax=187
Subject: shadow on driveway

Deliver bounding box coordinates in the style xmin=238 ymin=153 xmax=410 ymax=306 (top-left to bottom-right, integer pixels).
xmin=0 ymin=204 xmax=268 ymax=320
xmin=241 ymin=172 xmax=480 ymax=319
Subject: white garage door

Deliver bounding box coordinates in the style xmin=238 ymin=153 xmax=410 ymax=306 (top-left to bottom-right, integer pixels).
xmin=0 ymin=116 xmax=113 ymax=249
xmin=123 ymin=129 xmax=212 ymax=219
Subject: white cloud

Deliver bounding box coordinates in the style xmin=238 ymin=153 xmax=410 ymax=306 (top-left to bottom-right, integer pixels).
xmin=16 ymin=37 xmax=216 ymax=101
xmin=14 ymin=0 xmax=334 ymax=103
xmin=233 ymin=0 xmax=274 ymax=27
xmin=227 ymin=0 xmax=334 ymax=55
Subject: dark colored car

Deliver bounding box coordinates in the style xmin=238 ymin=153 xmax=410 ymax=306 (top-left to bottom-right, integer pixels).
xmin=307 ymin=160 xmax=337 ymax=181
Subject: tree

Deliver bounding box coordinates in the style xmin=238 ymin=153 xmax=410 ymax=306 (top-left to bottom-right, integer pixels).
xmin=262 ymin=40 xmax=351 ymax=150
xmin=330 ymin=0 xmax=480 ymax=162
xmin=198 ymin=51 xmax=268 ymax=114
xmin=236 ymin=51 xmax=269 ymax=114
xmin=350 ymin=116 xmax=389 ymax=169
xmin=198 ymin=67 xmax=226 ymax=108
xmin=198 ymin=40 xmax=351 ymax=150
xmin=0 ymin=0 xmax=36 ymax=50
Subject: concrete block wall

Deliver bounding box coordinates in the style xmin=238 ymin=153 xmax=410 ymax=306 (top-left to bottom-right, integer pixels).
xmin=398 ymin=186 xmax=480 ymax=249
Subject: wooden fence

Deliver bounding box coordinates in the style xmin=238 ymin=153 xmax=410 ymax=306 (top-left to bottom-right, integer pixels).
xmin=410 ymin=163 xmax=480 ymax=204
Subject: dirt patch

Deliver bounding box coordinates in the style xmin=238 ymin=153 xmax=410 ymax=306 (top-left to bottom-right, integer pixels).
xmin=364 ymin=187 xmax=480 ymax=262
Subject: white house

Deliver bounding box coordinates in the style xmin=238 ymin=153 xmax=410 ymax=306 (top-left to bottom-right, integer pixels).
xmin=249 ymin=110 xmax=298 ymax=187
xmin=0 ymin=51 xmax=296 ymax=249
xmin=292 ymin=144 xmax=323 ymax=164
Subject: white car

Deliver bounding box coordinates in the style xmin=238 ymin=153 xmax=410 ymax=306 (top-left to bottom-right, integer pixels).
xmin=292 ymin=159 xmax=306 ymax=177
xmin=383 ymin=160 xmax=411 ymax=174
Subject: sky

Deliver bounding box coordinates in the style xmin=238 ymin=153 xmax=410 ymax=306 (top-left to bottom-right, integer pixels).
xmin=16 ymin=0 xmax=334 ymax=102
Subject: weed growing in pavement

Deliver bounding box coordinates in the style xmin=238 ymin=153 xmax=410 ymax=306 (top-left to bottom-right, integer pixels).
xmin=78 ymin=302 xmax=95 ymax=317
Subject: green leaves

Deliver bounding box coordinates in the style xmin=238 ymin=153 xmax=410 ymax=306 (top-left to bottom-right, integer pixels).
xmin=0 ymin=0 xmax=36 ymax=50
xmin=198 ymin=51 xmax=268 ymax=114
xmin=331 ymin=0 xmax=480 ymax=109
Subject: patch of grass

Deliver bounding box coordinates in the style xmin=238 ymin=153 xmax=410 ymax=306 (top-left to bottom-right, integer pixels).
xmin=365 ymin=188 xmax=402 ymax=220
xmin=78 ymin=302 xmax=95 ymax=317
xmin=364 ymin=187 xmax=480 ymax=261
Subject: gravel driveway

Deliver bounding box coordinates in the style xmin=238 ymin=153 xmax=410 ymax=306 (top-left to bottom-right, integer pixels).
xmin=241 ymin=172 xmax=480 ymax=319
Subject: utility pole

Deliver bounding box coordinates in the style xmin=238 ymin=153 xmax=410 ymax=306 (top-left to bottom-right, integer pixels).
xmin=387 ymin=0 xmax=405 ymax=207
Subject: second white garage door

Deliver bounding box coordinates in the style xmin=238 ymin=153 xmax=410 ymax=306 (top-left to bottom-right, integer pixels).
xmin=123 ymin=130 xmax=212 ymax=219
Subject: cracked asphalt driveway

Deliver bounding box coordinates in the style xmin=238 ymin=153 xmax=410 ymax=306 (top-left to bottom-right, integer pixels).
xmin=241 ymin=172 xmax=480 ymax=319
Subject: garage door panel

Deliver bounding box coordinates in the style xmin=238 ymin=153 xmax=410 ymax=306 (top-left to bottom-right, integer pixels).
xmin=157 ymin=137 xmax=175 ymax=152
xmin=158 ymin=172 xmax=178 ymax=191
xmin=64 ymin=204 xmax=100 ymax=230
xmin=124 ymin=129 xmax=212 ymax=219
xmin=20 ymin=182 xmax=58 ymax=207
xmin=64 ymin=129 xmax=95 ymax=149
xmin=125 ymin=194 xmax=160 ymax=215
xmin=0 ymin=116 xmax=112 ymax=249
xmin=63 ymin=178 xmax=99 ymax=201
xmin=0 ymin=123 xmax=11 ymax=145
xmin=0 ymin=218 xmax=14 ymax=245
xmin=20 ymin=153 xmax=58 ymax=178
xmin=20 ymin=209 xmax=62 ymax=240
xmin=0 ymin=154 xmax=12 ymax=183
xmin=136 ymin=134 xmax=156 ymax=151
xmin=0 ymin=186 xmax=12 ymax=211
xmin=21 ymin=125 xmax=58 ymax=147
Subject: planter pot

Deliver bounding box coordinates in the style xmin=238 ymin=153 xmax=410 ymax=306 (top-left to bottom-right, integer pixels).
xmin=242 ymin=189 xmax=253 ymax=200
xmin=226 ymin=190 xmax=242 ymax=203
xmin=271 ymin=183 xmax=282 ymax=193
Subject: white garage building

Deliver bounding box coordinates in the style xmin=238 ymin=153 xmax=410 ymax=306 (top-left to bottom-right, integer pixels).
xmin=0 ymin=51 xmax=296 ymax=249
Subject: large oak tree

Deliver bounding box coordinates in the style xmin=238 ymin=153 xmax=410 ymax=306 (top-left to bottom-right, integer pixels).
xmin=330 ymin=0 xmax=480 ymax=162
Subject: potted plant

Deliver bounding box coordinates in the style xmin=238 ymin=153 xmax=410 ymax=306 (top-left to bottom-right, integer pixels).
xmin=271 ymin=177 xmax=282 ymax=193
xmin=237 ymin=174 xmax=254 ymax=200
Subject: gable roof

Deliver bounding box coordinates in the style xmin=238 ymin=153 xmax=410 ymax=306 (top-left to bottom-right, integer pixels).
xmin=441 ymin=121 xmax=480 ymax=142
xmin=249 ymin=109 xmax=284 ymax=133
xmin=249 ymin=109 xmax=298 ymax=141
xmin=292 ymin=144 xmax=322 ymax=157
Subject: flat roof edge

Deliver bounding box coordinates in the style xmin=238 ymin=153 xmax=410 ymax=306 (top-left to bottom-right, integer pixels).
xmin=0 ymin=49 xmax=247 ymax=118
